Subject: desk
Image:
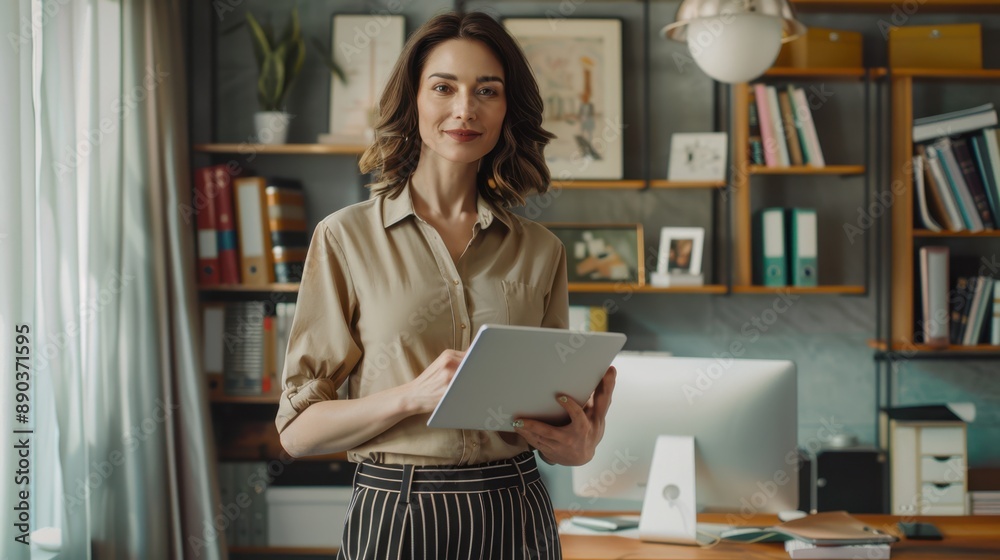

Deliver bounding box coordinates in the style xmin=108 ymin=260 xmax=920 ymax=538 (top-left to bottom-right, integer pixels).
xmin=558 ymin=512 xmax=1000 ymax=559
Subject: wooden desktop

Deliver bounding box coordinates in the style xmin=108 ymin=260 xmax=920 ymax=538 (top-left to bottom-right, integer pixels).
xmin=557 ymin=511 xmax=1000 ymax=559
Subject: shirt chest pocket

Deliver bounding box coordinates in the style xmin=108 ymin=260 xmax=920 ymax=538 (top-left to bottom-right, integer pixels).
xmin=501 ymin=280 xmax=546 ymax=327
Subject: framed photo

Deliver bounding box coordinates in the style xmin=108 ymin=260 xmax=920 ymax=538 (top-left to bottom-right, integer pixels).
xmin=667 ymin=132 xmax=728 ymax=182
xmin=326 ymin=15 xmax=406 ymax=142
xmin=657 ymin=227 xmax=705 ymax=276
xmin=546 ymin=223 xmax=644 ymax=285
xmin=504 ymin=18 xmax=623 ymax=180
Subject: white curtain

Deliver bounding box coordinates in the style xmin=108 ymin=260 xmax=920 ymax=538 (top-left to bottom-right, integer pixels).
xmin=1 ymin=1 xmax=224 ymax=558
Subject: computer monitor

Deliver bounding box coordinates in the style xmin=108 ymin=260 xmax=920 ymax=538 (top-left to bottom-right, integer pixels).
xmin=572 ymin=353 xmax=798 ymax=543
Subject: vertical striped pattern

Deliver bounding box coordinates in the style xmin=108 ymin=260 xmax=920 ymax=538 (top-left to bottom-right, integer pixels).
xmin=336 ymin=477 xmax=560 ymax=560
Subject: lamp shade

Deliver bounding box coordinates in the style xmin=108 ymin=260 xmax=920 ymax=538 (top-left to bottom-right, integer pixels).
xmin=687 ymin=14 xmax=782 ymax=83
xmin=662 ymin=0 xmax=806 ymax=83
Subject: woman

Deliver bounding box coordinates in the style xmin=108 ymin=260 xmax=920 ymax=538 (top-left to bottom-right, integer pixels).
xmin=275 ymin=12 xmax=616 ymax=560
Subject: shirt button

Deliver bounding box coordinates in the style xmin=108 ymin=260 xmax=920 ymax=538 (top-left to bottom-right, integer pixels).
xmin=460 ymin=323 xmax=467 ymax=329
xmin=453 ymin=279 xmax=460 ymax=285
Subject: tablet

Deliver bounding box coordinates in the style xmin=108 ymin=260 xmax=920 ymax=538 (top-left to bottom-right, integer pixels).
xmin=426 ymin=324 xmax=627 ymax=432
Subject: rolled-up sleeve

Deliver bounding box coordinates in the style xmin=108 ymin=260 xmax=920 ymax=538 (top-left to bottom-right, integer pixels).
xmin=275 ymin=221 xmax=362 ymax=434
xmin=540 ymin=242 xmax=569 ymax=330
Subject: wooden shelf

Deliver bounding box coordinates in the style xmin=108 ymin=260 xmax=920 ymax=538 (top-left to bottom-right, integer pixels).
xmin=764 ymin=67 xmax=868 ymax=79
xmin=230 ymin=545 xmax=339 ymax=555
xmin=199 ymin=283 xmax=299 ymax=293
xmin=210 ymin=392 xmax=280 ymax=404
xmin=648 ymin=179 xmax=727 ymax=189
xmin=870 ymin=340 xmax=1000 ymax=354
xmin=749 ymin=165 xmax=866 ymax=176
xmin=551 ymin=180 xmax=645 ymax=190
xmin=733 ymin=285 xmax=866 ymax=295
xmin=568 ymin=283 xmax=727 ymax=294
xmin=878 ymin=68 xmax=1000 ymax=80
xmin=194 ymin=143 xmax=367 ymax=155
xmin=914 ymin=229 xmax=1000 ymax=238
xmin=793 ymin=0 xmax=1000 ymax=11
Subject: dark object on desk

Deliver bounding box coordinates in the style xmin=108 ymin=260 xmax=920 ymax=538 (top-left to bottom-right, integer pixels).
xmin=899 ymin=521 xmax=944 ymax=540
xmin=798 ymin=448 xmax=887 ymax=513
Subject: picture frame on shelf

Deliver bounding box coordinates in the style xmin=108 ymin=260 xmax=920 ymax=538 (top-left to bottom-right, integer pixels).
xmin=503 ymin=18 xmax=623 ymax=180
xmin=657 ymin=227 xmax=705 ymax=276
xmin=545 ymin=223 xmax=644 ymax=285
xmin=323 ymin=14 xmax=406 ymax=145
xmin=667 ymin=133 xmax=728 ymax=182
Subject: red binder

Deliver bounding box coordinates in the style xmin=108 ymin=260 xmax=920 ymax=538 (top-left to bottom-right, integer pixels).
xmin=212 ymin=165 xmax=241 ymax=284
xmin=193 ymin=166 xmax=220 ymax=285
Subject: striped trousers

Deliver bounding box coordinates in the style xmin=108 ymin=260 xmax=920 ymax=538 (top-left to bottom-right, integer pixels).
xmin=336 ymin=451 xmax=562 ymax=560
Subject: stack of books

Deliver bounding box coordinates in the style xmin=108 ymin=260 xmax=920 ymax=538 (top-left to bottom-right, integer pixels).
xmin=722 ymin=511 xmax=896 ymax=559
xmin=969 ymin=491 xmax=1000 ymax=515
xmin=911 ymin=104 xmax=1000 ymax=233
xmin=918 ymin=247 xmax=999 ymax=347
xmin=193 ymin=165 xmax=309 ymax=286
xmin=748 ymin=84 xmax=825 ymax=168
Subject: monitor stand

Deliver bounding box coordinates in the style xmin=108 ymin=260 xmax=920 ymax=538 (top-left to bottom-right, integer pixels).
xmin=638 ymin=435 xmax=699 ymax=545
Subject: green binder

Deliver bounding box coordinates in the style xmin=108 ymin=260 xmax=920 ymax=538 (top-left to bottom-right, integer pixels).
xmin=786 ymin=208 xmax=818 ymax=287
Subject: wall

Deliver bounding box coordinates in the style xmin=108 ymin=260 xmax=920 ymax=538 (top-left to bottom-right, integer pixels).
xmin=190 ymin=0 xmax=1000 ymax=512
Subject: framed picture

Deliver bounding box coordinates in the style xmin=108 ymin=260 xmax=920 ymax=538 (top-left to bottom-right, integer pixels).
xmin=546 ymin=223 xmax=644 ymax=285
xmin=667 ymin=132 xmax=728 ymax=182
xmin=504 ymin=18 xmax=623 ymax=180
xmin=657 ymin=227 xmax=705 ymax=276
xmin=325 ymin=15 xmax=406 ymax=143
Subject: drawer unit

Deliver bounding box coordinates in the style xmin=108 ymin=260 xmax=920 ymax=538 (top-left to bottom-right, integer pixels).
xmin=887 ymin=420 xmax=968 ymax=515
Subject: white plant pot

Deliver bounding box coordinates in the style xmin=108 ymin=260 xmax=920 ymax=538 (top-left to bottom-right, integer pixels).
xmin=254 ymin=111 xmax=291 ymax=145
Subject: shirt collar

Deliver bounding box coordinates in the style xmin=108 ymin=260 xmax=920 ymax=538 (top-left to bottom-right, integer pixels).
xmin=381 ymin=179 xmax=513 ymax=230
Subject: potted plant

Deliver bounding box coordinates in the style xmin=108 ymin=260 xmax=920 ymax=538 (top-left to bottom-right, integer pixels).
xmin=243 ymin=8 xmax=345 ymax=144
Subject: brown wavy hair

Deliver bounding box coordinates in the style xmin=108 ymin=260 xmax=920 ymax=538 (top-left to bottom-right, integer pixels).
xmin=359 ymin=11 xmax=554 ymax=208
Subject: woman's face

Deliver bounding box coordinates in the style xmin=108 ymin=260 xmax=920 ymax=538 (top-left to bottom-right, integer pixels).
xmin=416 ymin=39 xmax=507 ymax=166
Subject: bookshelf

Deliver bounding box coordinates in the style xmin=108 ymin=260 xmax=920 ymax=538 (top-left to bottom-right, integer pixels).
xmin=193 ymin=143 xmax=368 ymax=155
xmin=883 ymin=70 xmax=1000 ymax=354
xmin=731 ymin=68 xmax=872 ymax=294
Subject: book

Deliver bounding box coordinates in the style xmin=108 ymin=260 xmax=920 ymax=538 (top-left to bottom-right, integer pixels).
xmin=970 ymin=134 xmax=1000 ymax=224
xmin=983 ymin=129 xmax=1000 ymax=219
xmin=193 ymin=166 xmax=221 ymax=285
xmin=264 ymin=178 xmax=309 ymax=283
xmin=787 ymin=85 xmax=812 ymax=165
xmin=785 ymin=539 xmax=890 ymax=559
xmin=993 ymin=279 xmax=1000 ymax=345
xmin=950 ymin=138 xmax=995 ymax=229
xmin=933 ymin=138 xmax=983 ymax=232
xmin=913 ymin=103 xmax=998 ymax=143
xmin=917 ymin=152 xmax=955 ymax=230
xmin=779 ymin=91 xmax=804 ymax=166
xmin=569 ymin=305 xmax=609 ymax=332
xmin=754 ymin=84 xmax=779 ymax=167
xmin=966 ymin=275 xmax=993 ymax=345
xmin=922 ymin=146 xmax=965 ymax=231
xmin=748 ymin=93 xmax=765 ymax=165
xmin=950 ymin=277 xmax=970 ymax=344
xmin=785 ymin=539 xmax=889 ymax=559
xmin=223 ymin=302 xmax=267 ymax=395
xmin=792 ymin=87 xmax=825 ymax=167
xmin=913 ymin=155 xmax=942 ymax=231
xmin=918 ymin=246 xmax=949 ymax=346
xmin=766 ymin=86 xmax=791 ymax=166
xmin=211 ymin=164 xmax=241 ymax=284
xmin=963 ymin=276 xmax=988 ymax=345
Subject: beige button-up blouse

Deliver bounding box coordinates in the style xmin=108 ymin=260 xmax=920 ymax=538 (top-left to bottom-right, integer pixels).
xmin=275 ymin=182 xmax=569 ymax=466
